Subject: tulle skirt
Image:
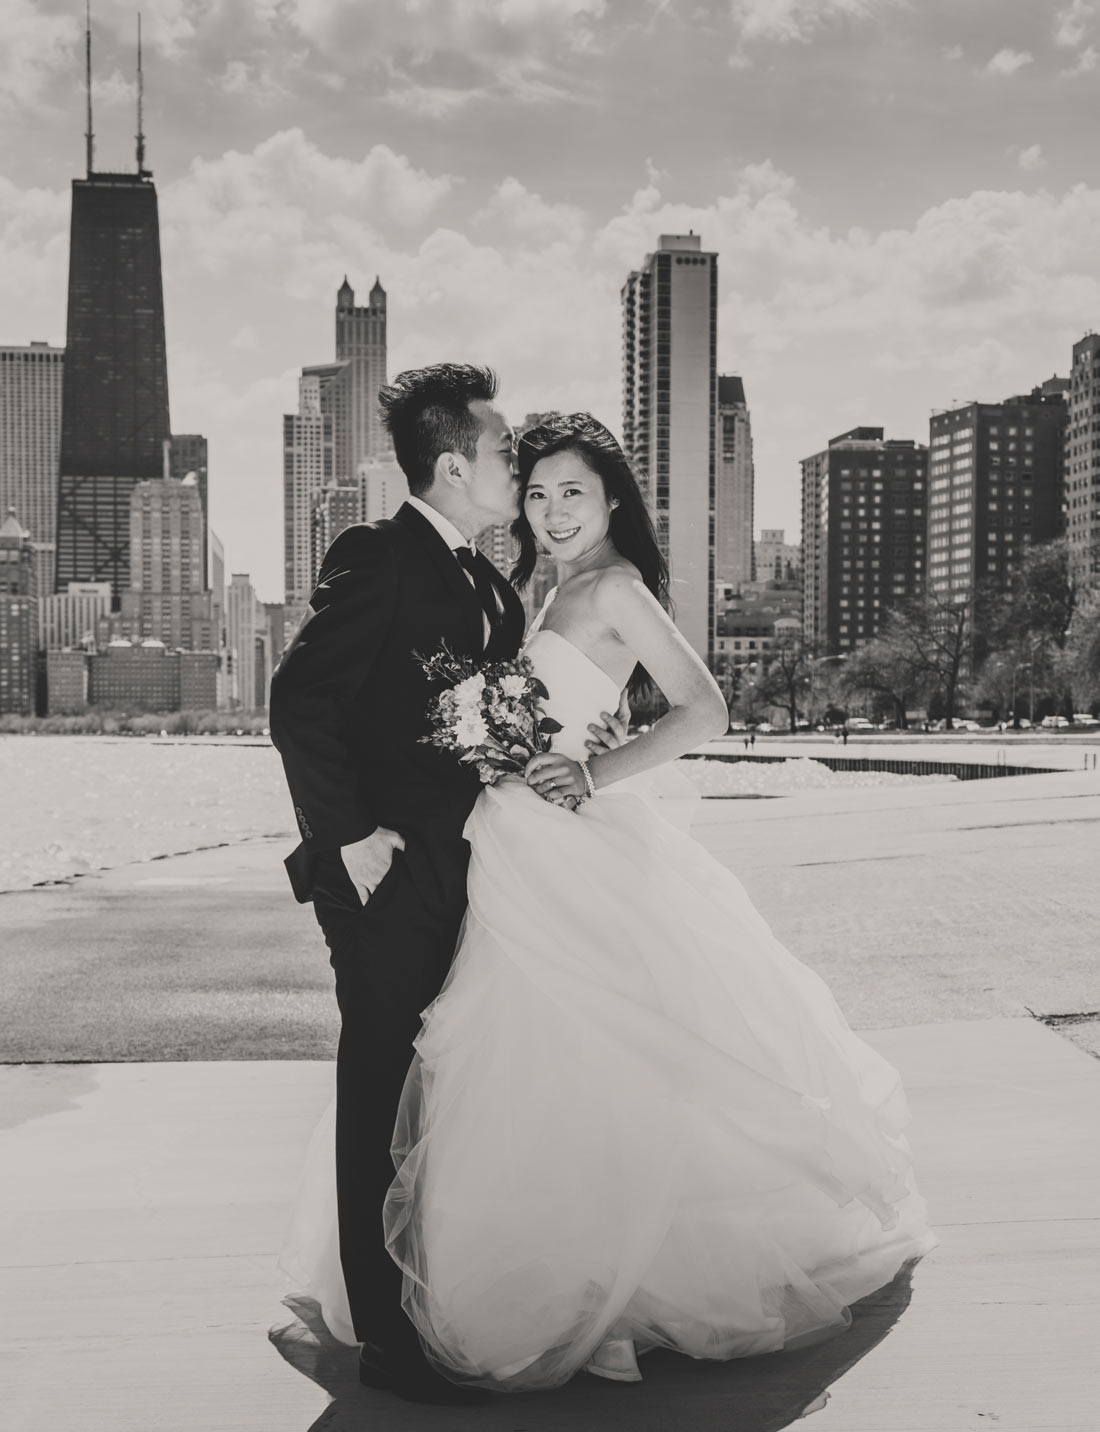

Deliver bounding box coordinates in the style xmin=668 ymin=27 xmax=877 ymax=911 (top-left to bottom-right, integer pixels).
xmin=370 ymin=775 xmax=935 ymax=1390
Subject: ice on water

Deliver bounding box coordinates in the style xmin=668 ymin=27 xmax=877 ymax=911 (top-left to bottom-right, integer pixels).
xmin=0 ymin=737 xmax=951 ymax=893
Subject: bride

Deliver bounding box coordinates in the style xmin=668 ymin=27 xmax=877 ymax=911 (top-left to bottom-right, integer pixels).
xmin=287 ymin=413 xmax=935 ymax=1391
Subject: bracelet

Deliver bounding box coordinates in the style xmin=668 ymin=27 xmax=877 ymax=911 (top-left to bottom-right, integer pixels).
xmin=578 ymin=760 xmax=597 ymax=802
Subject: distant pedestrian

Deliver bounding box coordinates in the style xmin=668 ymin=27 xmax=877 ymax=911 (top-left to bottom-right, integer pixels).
xmin=743 ymin=734 xmax=750 ymax=750
xmin=749 ymin=730 xmax=756 ymax=749
xmin=841 ymin=727 xmax=849 ymax=746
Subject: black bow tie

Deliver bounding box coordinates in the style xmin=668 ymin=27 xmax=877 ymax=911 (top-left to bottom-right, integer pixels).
xmin=454 ymin=546 xmax=500 ymax=642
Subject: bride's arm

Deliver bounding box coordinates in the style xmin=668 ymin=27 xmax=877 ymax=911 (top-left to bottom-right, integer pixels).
xmin=527 ymin=568 xmax=729 ymax=799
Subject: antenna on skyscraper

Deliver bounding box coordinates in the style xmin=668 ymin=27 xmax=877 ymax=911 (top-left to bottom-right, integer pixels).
xmin=84 ymin=0 xmax=95 ymax=176
xmin=136 ymin=12 xmax=146 ymax=175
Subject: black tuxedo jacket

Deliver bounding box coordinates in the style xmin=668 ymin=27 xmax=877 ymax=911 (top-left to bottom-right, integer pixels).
xmin=269 ymin=502 xmax=526 ymax=914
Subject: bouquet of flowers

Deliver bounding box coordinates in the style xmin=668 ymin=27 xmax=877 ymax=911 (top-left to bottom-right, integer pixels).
xmin=416 ymin=642 xmax=562 ymax=785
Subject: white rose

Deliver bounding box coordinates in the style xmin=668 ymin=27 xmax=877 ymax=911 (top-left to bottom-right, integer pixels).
xmin=455 ymin=713 xmax=489 ymax=747
xmin=500 ymin=674 xmax=527 ymax=700
xmin=453 ymin=672 xmax=485 ymax=714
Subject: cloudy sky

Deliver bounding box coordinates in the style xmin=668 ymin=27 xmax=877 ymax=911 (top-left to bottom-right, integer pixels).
xmin=2 ymin=0 xmax=1099 ymax=600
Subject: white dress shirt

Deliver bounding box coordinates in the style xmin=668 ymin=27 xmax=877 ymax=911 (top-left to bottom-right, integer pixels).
xmin=406 ymin=495 xmax=497 ymax=641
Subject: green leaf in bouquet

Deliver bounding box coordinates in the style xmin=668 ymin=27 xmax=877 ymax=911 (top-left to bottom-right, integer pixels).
xmin=530 ymin=678 xmax=549 ymax=700
xmin=537 ymin=716 xmax=563 ymax=735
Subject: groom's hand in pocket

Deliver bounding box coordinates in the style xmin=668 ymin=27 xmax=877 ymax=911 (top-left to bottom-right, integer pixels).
xmin=585 ymin=690 xmax=631 ymax=754
xmin=340 ymin=827 xmax=405 ymax=906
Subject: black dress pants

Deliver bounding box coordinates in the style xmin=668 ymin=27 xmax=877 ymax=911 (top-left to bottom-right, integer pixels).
xmin=313 ymin=848 xmax=466 ymax=1357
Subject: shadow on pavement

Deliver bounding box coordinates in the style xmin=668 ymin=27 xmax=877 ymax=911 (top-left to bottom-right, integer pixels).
xmin=270 ymin=1263 xmax=916 ymax=1431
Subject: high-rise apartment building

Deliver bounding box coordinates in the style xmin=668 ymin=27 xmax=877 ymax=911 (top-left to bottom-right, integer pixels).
xmin=120 ymin=475 xmax=213 ymax=649
xmin=0 ymin=509 xmax=36 ymax=714
xmin=336 ymin=276 xmax=388 ymax=467
xmin=284 ymin=371 xmax=335 ymax=604
xmin=0 ymin=342 xmax=64 ymax=599
xmin=167 ymin=433 xmax=209 ymax=585
xmin=622 ymin=233 xmax=717 ymax=661
xmin=715 ymin=376 xmax=754 ymax=590
xmin=800 ymin=428 xmax=928 ymax=654
xmin=227 ymin=572 xmax=257 ymax=710
xmin=1066 ymin=334 xmax=1100 ymax=571
xmin=56 ymin=170 xmax=171 ymax=606
xmin=755 ymin=529 xmax=801 ymax=584
xmin=927 ymin=385 xmax=1067 ymax=603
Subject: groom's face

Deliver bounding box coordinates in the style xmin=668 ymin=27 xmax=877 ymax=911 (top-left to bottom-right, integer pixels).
xmin=465 ymin=400 xmax=520 ymax=525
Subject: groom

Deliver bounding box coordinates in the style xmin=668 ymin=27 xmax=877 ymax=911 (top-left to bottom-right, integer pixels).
xmin=269 ymin=363 xmax=527 ymax=1405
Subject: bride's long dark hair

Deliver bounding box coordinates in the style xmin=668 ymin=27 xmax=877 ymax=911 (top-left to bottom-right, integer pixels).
xmin=511 ymin=413 xmax=670 ymax=698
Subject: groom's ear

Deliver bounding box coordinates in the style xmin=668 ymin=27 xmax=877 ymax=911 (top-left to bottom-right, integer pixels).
xmin=435 ymin=450 xmax=468 ymax=491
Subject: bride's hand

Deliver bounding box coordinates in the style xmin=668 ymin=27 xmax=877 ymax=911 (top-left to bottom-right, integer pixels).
xmin=525 ymin=753 xmax=586 ymax=803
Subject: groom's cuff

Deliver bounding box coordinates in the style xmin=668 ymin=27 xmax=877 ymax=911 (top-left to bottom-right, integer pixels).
xmin=292 ymin=802 xmax=377 ymax=851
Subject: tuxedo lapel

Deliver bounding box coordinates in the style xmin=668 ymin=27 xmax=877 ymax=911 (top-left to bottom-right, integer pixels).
xmin=393 ymin=502 xmax=485 ymax=656
xmin=480 ymin=557 xmax=526 ymax=660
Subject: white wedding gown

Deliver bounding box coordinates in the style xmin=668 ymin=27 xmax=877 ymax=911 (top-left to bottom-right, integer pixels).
xmin=282 ymin=622 xmax=935 ymax=1391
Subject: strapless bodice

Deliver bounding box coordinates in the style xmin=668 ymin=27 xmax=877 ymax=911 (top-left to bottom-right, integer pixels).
xmin=523 ymin=630 xmax=622 ymax=763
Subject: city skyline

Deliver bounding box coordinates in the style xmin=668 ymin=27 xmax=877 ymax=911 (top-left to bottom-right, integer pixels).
xmin=2 ymin=2 xmax=1099 ymax=598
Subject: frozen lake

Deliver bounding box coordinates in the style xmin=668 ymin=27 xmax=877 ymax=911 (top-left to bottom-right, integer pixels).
xmin=0 ymin=737 xmax=292 ymax=893
xmin=0 ymin=736 xmax=954 ymax=892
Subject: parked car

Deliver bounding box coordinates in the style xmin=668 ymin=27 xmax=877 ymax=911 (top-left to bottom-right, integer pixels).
xmin=847 ymin=717 xmax=874 ymax=731
xmin=754 ymin=722 xmax=775 ymax=734
xmin=956 ymin=719 xmax=984 ymax=732
xmin=1071 ymin=713 xmax=1100 ymax=726
xmin=1041 ymin=715 xmax=1070 ymax=729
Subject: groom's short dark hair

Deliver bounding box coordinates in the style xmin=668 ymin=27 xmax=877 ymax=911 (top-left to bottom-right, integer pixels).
xmin=378 ymin=363 xmax=499 ymax=497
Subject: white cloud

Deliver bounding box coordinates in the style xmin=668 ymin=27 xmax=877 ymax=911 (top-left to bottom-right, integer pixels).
xmin=1012 ymin=143 xmax=1046 ymax=171
xmin=1054 ymin=0 xmax=1095 ymax=47
xmin=92 ymin=70 xmax=138 ymax=107
xmin=985 ymin=48 xmax=1034 ymax=77
xmin=162 ymin=129 xmax=456 ymax=284
xmin=0 ymin=0 xmax=79 ymax=109
xmin=1063 ymin=43 xmax=1099 ymax=73
xmin=729 ymin=0 xmax=890 ymax=45
xmin=475 ymin=177 xmax=586 ymax=245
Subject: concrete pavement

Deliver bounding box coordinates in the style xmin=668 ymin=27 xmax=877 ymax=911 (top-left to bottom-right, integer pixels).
xmin=2 ymin=1017 xmax=1098 ymax=1431
xmin=3 ymin=770 xmax=1099 ymax=1429
xmin=3 ymin=767 xmax=1097 ymax=1060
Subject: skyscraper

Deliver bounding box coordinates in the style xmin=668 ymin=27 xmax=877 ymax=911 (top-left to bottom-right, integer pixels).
xmin=167 ymin=433 xmax=209 ymax=586
xmin=311 ymin=481 xmax=360 ymax=585
xmin=227 ymin=573 xmax=257 ymax=711
xmin=0 ymin=509 xmax=36 ymax=714
xmin=55 ymin=26 xmax=171 ymax=609
xmin=1066 ymin=334 xmax=1100 ymax=571
xmin=284 ymin=370 xmax=335 ymax=606
xmin=715 ymin=375 xmax=754 ymax=589
xmin=927 ymin=386 xmax=1067 ymax=605
xmin=622 ymin=233 xmax=717 ymax=661
xmin=336 ymin=276 xmax=388 ymax=467
xmin=359 ymin=452 xmax=407 ymax=523
xmin=800 ymin=427 xmax=928 ymax=655
xmin=120 ymin=475 xmax=213 ymax=650
xmin=0 ymin=342 xmax=64 ymax=599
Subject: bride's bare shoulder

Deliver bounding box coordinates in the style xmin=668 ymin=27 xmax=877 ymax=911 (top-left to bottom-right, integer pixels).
xmin=590 ymin=562 xmax=655 ymax=614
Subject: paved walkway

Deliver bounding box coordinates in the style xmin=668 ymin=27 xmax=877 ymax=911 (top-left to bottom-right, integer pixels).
xmin=3 ymin=772 xmax=1099 ymax=1429
xmin=2 ymin=1017 xmax=1097 ymax=1431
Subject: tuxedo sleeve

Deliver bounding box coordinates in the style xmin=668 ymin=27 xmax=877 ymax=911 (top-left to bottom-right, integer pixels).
xmin=269 ymin=525 xmax=397 ymax=851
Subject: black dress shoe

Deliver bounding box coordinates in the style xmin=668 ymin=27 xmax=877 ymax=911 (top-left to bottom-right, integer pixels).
xmin=359 ymin=1342 xmax=490 ymax=1406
